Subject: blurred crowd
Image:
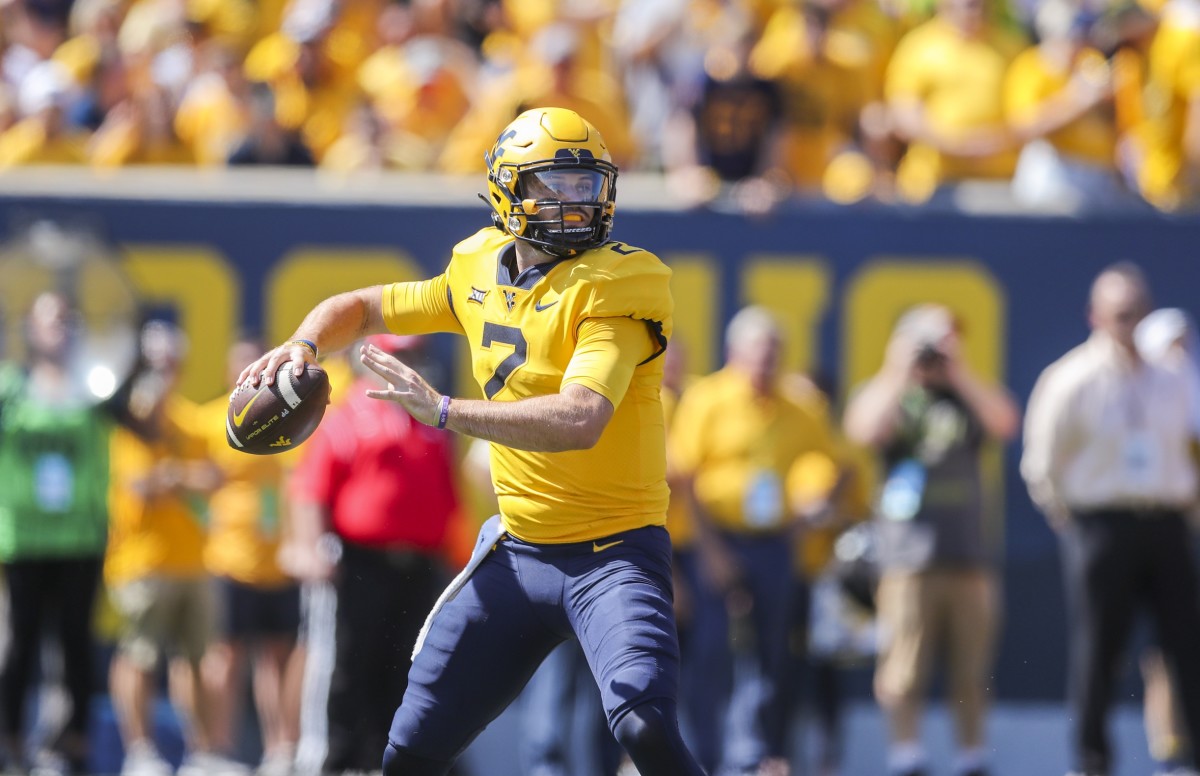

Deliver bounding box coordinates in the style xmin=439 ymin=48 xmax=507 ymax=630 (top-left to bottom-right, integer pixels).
xmin=1 ymin=0 xmax=1200 ymax=210
xmin=4 ymin=257 xmax=1200 ymax=776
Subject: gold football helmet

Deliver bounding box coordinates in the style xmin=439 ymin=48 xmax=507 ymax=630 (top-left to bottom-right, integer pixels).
xmin=484 ymin=107 xmax=618 ymax=257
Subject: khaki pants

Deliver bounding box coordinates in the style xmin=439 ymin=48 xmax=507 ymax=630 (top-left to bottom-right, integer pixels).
xmin=874 ymin=568 xmax=999 ymax=747
xmin=110 ymin=576 xmax=213 ymax=670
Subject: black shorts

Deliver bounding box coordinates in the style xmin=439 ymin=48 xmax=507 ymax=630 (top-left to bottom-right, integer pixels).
xmin=215 ymin=576 xmax=301 ymax=640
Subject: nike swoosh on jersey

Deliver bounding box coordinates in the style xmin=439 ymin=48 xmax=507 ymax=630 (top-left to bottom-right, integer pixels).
xmin=592 ymin=540 xmax=624 ymax=553
xmin=535 ymin=299 xmax=559 ymax=312
xmin=233 ymin=390 xmax=264 ymax=427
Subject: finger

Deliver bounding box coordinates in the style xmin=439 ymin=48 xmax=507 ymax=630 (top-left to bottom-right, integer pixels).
xmin=360 ymin=351 xmax=402 ymax=383
xmin=244 ymin=357 xmax=270 ymax=388
xmin=237 ymin=361 xmax=258 ymax=388
xmin=292 ymin=346 xmax=308 ymax=377
xmin=262 ymin=351 xmax=286 ymax=386
xmin=365 ymin=389 xmax=404 ymax=402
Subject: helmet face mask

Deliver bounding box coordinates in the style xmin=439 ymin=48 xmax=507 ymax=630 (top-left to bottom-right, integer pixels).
xmin=519 ymin=167 xmax=612 ymax=249
xmin=485 ymin=108 xmax=618 ymax=258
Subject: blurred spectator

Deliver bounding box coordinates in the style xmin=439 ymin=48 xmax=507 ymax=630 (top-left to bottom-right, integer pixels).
xmin=609 ymin=0 xmax=713 ymax=172
xmin=438 ymin=21 xmax=636 ymax=173
xmin=105 ymin=321 xmax=240 ymax=776
xmin=354 ymin=2 xmax=475 ymax=170
xmin=885 ymin=0 xmax=1026 ymax=204
xmin=243 ymin=0 xmax=373 ymax=161
xmin=780 ymin=374 xmax=879 ymax=776
xmin=664 ymin=18 xmax=788 ymax=215
xmin=1022 ymin=263 xmax=1200 ymax=776
xmin=0 ymin=292 xmax=112 ymax=775
xmin=89 ymin=84 xmax=195 ymax=167
xmin=670 ymin=306 xmax=842 ymax=774
xmin=226 ymin=81 xmax=315 ymax=165
xmin=1121 ymin=0 xmax=1200 ymax=210
xmin=0 ymin=59 xmax=85 ymax=167
xmin=283 ymin=334 xmax=459 ymax=775
xmin=518 ymin=642 xmax=621 ymax=776
xmin=844 ymin=304 xmax=1019 ymax=776
xmin=196 ymin=336 xmax=303 ymax=776
xmin=750 ymin=0 xmax=900 ymax=200
xmin=1135 ymin=307 xmax=1200 ymax=775
xmin=1005 ymin=0 xmax=1136 ymax=210
xmin=2 ymin=0 xmax=68 ymax=89
xmin=175 ymin=44 xmax=252 ymax=166
xmin=319 ymin=102 xmax=391 ymax=173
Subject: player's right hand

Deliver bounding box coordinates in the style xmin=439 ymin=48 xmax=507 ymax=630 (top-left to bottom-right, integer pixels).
xmin=237 ymin=340 xmax=318 ymax=389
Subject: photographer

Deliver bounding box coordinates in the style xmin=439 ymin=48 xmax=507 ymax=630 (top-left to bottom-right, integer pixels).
xmin=844 ymin=304 xmax=1019 ymax=776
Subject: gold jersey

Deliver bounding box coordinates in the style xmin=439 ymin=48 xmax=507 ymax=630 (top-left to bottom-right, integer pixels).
xmin=382 ymin=227 xmax=673 ymax=543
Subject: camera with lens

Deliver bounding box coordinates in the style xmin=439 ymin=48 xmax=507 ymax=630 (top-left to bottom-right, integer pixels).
xmin=915 ymin=341 xmax=946 ymax=368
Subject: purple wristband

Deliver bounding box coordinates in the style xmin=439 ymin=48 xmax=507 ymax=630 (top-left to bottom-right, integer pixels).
xmin=436 ymin=395 xmax=451 ymax=429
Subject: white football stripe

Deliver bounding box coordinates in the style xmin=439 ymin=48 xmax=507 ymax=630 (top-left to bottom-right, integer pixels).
xmin=226 ymin=415 xmax=244 ymax=447
xmin=277 ymin=366 xmax=303 ymax=409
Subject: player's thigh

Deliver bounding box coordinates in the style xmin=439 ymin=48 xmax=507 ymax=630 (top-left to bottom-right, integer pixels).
xmin=568 ymin=527 xmax=681 ymax=729
xmin=389 ymin=545 xmax=561 ymax=762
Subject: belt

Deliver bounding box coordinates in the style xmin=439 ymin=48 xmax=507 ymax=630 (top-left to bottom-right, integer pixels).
xmin=1072 ymin=504 xmax=1186 ymax=519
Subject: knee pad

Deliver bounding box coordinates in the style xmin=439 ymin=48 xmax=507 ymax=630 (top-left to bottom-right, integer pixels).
xmin=382 ymin=741 xmax=450 ymax=776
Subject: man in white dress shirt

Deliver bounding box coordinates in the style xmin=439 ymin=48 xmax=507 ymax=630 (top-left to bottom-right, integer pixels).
xmin=1022 ymin=262 xmax=1200 ymax=776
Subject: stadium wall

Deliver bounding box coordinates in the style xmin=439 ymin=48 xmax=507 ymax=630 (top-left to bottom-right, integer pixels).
xmin=3 ymin=174 xmax=1198 ymax=703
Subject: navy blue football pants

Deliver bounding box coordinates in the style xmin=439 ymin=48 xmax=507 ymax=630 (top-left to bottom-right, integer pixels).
xmin=383 ymin=523 xmax=706 ymax=775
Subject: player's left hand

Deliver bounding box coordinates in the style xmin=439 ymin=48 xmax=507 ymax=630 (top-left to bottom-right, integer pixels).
xmin=359 ymin=343 xmax=442 ymax=425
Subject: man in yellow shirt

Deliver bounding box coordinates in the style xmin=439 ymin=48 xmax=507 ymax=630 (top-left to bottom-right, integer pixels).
xmin=105 ymin=322 xmax=238 ymax=776
xmin=1004 ymin=0 xmax=1132 ymax=209
xmin=239 ymin=107 xmax=704 ymax=775
xmin=198 ymin=337 xmax=300 ymax=776
xmin=669 ymin=307 xmax=841 ymax=774
xmin=885 ymin=0 xmax=1026 ymax=203
xmin=1123 ymin=0 xmax=1200 ymax=209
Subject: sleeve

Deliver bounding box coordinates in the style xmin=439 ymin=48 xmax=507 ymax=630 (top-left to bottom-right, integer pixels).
xmin=1175 ymin=39 xmax=1200 ymax=98
xmin=884 ymin=32 xmax=927 ymax=103
xmin=1019 ymin=362 xmax=1075 ymax=514
xmin=1004 ymin=50 xmax=1043 ymax=124
xmin=561 ymin=317 xmax=654 ymax=407
xmin=580 ymin=250 xmax=673 ymax=363
xmin=381 ymin=274 xmax=464 ymax=335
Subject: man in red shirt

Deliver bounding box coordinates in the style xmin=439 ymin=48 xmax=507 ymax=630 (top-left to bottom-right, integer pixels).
xmin=285 ymin=335 xmax=459 ymax=775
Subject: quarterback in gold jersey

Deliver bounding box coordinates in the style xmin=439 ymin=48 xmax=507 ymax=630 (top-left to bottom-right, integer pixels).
xmin=240 ymin=107 xmax=705 ymax=775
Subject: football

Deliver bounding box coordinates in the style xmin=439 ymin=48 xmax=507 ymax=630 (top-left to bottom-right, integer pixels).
xmin=226 ymin=362 xmax=331 ymax=455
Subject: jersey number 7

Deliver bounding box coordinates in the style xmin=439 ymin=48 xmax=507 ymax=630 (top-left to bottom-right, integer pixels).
xmin=481 ymin=322 xmax=528 ymax=399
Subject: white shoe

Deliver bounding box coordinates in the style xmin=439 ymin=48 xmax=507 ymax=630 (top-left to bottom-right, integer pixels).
xmin=120 ymin=743 xmax=172 ymax=776
xmin=178 ymin=753 xmax=251 ymax=776
xmin=255 ymin=753 xmax=292 ymax=776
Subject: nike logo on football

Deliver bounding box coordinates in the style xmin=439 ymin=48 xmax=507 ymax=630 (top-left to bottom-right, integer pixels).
xmin=535 ymin=299 xmax=558 ymax=312
xmin=233 ymin=390 xmax=264 ymax=427
xmin=592 ymin=540 xmax=624 ymax=553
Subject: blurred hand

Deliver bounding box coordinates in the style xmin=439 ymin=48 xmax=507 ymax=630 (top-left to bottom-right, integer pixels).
xmin=941 ymin=127 xmax=1014 ymax=159
xmin=277 ymin=540 xmax=335 ymax=583
xmin=359 ymin=343 xmax=442 ymax=425
xmin=884 ymin=331 xmax=922 ymax=376
xmin=731 ymin=175 xmax=783 ymax=217
xmin=698 ymin=535 xmax=744 ymax=595
xmin=238 ymin=340 xmax=317 ymax=388
xmin=1068 ymin=62 xmax=1114 ymax=110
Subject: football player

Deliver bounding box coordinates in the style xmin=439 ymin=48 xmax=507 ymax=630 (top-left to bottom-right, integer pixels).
xmin=239 ymin=107 xmax=706 ymax=775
